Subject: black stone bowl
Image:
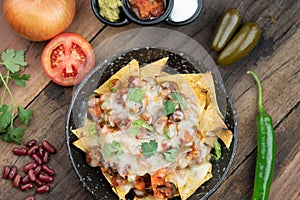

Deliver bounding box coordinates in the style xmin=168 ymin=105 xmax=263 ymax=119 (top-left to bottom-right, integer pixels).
xmin=91 ymin=0 xmax=130 ymax=27
xmin=121 ymin=0 xmax=174 ymax=26
xmin=66 ymin=47 xmax=238 ymax=200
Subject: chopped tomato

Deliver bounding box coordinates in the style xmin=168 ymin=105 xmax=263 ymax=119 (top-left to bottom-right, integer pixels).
xmin=129 ymin=0 xmax=165 ymax=20
xmin=42 ymin=32 xmax=95 ymax=86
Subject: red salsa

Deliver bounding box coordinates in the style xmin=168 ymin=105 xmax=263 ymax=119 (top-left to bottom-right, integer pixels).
xmin=128 ymin=0 xmax=165 ymax=20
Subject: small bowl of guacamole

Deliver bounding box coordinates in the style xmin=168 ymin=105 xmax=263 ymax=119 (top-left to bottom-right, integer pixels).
xmin=91 ymin=0 xmax=130 ymax=27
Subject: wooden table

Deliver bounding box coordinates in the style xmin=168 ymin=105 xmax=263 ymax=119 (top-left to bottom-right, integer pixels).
xmin=0 ymin=0 xmax=299 ymax=199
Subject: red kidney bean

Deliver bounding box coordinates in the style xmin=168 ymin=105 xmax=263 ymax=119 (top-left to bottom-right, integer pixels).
xmin=34 ymin=165 xmax=42 ymax=175
xmin=32 ymin=154 xmax=42 ymax=165
xmin=35 ymin=178 xmax=43 ymax=186
xmin=8 ymin=166 xmax=17 ymax=180
xmin=23 ymin=162 xmax=37 ymax=173
xmin=2 ymin=165 xmax=11 ymax=179
xmin=25 ymin=140 xmax=37 ymax=148
xmin=13 ymin=174 xmax=21 ymax=188
xmin=42 ymin=165 xmax=55 ymax=176
xmin=42 ymin=140 xmax=56 ymax=154
xmin=37 ymin=146 xmax=44 ymax=158
xmin=27 ymin=145 xmax=39 ymax=156
xmin=20 ymin=183 xmax=33 ymax=191
xmin=24 ymin=196 xmax=35 ymax=200
xmin=12 ymin=147 xmax=28 ymax=156
xmin=28 ymin=169 xmax=36 ymax=182
xmin=38 ymin=174 xmax=53 ymax=183
xmin=36 ymin=183 xmax=50 ymax=194
xmin=42 ymin=151 xmax=49 ymax=163
xmin=21 ymin=175 xmax=30 ymax=184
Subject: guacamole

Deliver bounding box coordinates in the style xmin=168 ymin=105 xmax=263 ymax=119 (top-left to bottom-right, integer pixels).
xmin=98 ymin=0 xmax=122 ymax=22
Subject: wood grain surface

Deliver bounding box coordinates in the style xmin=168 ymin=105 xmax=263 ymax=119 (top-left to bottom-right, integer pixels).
xmin=0 ymin=0 xmax=299 ymax=199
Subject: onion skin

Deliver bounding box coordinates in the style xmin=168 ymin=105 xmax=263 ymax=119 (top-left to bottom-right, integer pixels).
xmin=3 ymin=0 xmax=76 ymax=42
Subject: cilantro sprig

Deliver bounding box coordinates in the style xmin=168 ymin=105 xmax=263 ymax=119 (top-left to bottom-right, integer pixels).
xmin=210 ymin=141 xmax=222 ymax=161
xmin=163 ymin=147 xmax=178 ymax=162
xmin=141 ymin=140 xmax=158 ymax=158
xmin=0 ymin=49 xmax=32 ymax=144
xmin=103 ymin=141 xmax=124 ymax=159
xmin=129 ymin=119 xmax=154 ymax=136
xmin=163 ymin=92 xmax=185 ymax=115
xmin=127 ymin=87 xmax=145 ymax=102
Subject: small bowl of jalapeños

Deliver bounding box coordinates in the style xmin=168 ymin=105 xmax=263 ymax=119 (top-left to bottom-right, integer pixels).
xmin=91 ymin=0 xmax=204 ymax=26
xmin=91 ymin=0 xmax=130 ymax=27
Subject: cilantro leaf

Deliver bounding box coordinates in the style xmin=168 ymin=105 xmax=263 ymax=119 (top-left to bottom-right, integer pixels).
xmin=1 ymin=49 xmax=27 ymax=73
xmin=171 ymin=92 xmax=185 ymax=110
xmin=210 ymin=141 xmax=222 ymax=160
xmin=163 ymin=147 xmax=179 ymax=162
xmin=129 ymin=124 xmax=140 ymax=136
xmin=129 ymin=119 xmax=154 ymax=136
xmin=0 ymin=105 xmax=13 ymax=130
xmin=163 ymin=100 xmax=177 ymax=116
xmin=133 ymin=119 xmax=154 ymax=131
xmin=103 ymin=140 xmax=124 ymax=159
xmin=88 ymin=125 xmax=97 ymax=136
xmin=10 ymin=73 xmax=30 ymax=87
xmin=17 ymin=106 xmax=33 ymax=126
xmin=141 ymin=140 xmax=158 ymax=158
xmin=2 ymin=126 xmax=25 ymax=145
xmin=127 ymin=87 xmax=145 ymax=102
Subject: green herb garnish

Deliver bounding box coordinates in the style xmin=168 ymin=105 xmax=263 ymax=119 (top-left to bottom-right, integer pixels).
xmin=127 ymin=87 xmax=145 ymax=102
xmin=129 ymin=119 xmax=154 ymax=136
xmin=88 ymin=125 xmax=97 ymax=136
xmin=171 ymin=92 xmax=185 ymax=110
xmin=103 ymin=140 xmax=124 ymax=159
xmin=163 ymin=92 xmax=185 ymax=116
xmin=141 ymin=140 xmax=158 ymax=158
xmin=163 ymin=100 xmax=178 ymax=116
xmin=0 ymin=49 xmax=32 ymax=144
xmin=163 ymin=147 xmax=179 ymax=162
xmin=210 ymin=141 xmax=222 ymax=160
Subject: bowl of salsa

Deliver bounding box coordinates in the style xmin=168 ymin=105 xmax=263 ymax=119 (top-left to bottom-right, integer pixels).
xmin=122 ymin=0 xmax=173 ymax=25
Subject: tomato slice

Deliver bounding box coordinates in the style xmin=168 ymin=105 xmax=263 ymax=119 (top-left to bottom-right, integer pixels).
xmin=42 ymin=32 xmax=95 ymax=86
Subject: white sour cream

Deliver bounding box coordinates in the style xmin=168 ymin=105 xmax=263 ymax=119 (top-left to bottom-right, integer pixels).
xmin=169 ymin=0 xmax=199 ymax=22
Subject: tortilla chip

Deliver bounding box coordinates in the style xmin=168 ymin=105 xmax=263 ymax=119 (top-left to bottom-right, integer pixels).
xmin=198 ymin=104 xmax=227 ymax=132
xmin=72 ymin=135 xmax=99 ymax=153
xmin=202 ymin=135 xmax=218 ymax=148
xmin=168 ymin=162 xmax=212 ymax=200
xmin=71 ymin=119 xmax=97 ymax=139
xmin=94 ymin=59 xmax=139 ymax=94
xmin=218 ymin=129 xmax=233 ymax=148
xmin=155 ymin=74 xmax=195 ymax=98
xmin=140 ymin=57 xmax=168 ymax=78
xmin=201 ymin=72 xmax=220 ymax=114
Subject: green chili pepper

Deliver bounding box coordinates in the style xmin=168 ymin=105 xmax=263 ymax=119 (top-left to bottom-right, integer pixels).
xmin=247 ymin=71 xmax=276 ymax=200
xmin=217 ymin=22 xmax=261 ymax=66
xmin=212 ymin=8 xmax=242 ymax=52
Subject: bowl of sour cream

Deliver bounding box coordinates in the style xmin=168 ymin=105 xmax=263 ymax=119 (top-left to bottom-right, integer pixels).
xmin=165 ymin=0 xmax=204 ymax=26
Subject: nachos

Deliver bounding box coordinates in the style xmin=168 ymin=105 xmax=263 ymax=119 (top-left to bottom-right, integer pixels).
xmin=71 ymin=57 xmax=233 ymax=200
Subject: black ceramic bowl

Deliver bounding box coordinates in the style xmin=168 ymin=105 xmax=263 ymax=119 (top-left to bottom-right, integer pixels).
xmin=91 ymin=0 xmax=130 ymax=27
xmin=165 ymin=0 xmax=204 ymax=26
xmin=121 ymin=0 xmax=174 ymax=26
xmin=66 ymin=47 xmax=238 ymax=200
